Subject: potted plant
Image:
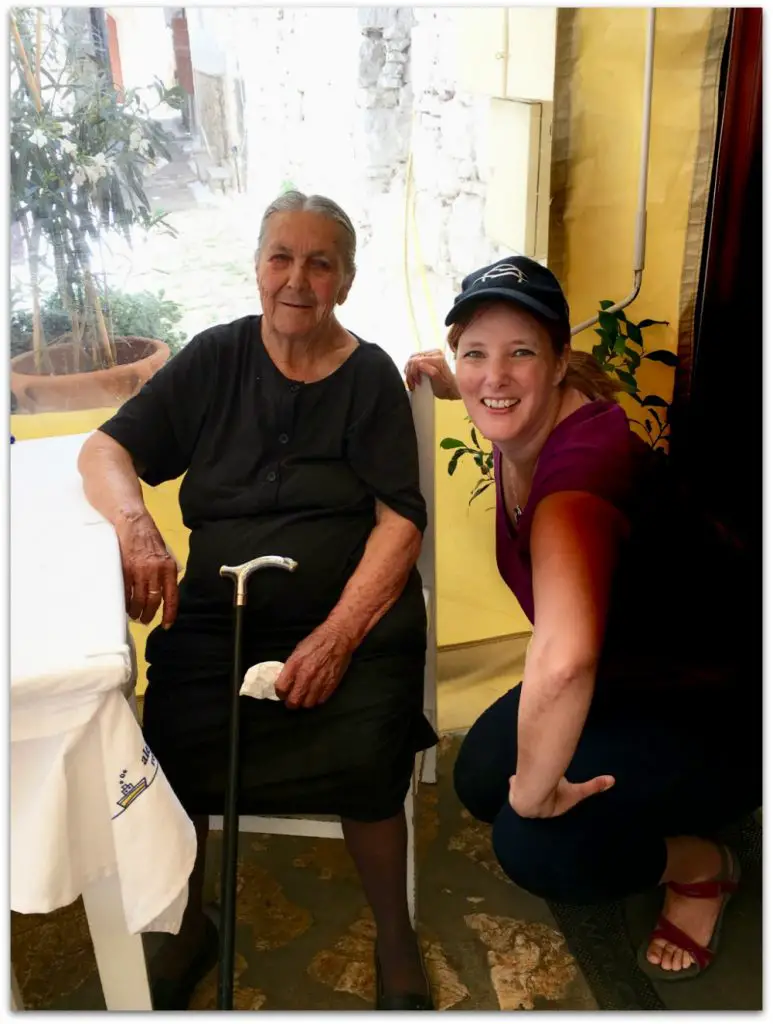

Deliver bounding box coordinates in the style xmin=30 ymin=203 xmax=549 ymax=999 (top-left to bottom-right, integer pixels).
xmin=441 ymin=301 xmax=677 ymax=505
xmin=9 ymin=7 xmax=185 ymax=412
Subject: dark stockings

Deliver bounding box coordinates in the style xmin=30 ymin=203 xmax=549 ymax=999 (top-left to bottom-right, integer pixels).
xmin=149 ymin=810 xmax=426 ymax=996
xmin=341 ymin=809 xmax=426 ymax=995
xmin=148 ymin=814 xmax=210 ymax=982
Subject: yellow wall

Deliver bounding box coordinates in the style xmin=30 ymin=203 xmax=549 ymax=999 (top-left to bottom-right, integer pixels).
xmin=560 ymin=7 xmax=714 ymax=404
xmin=11 ymin=408 xmax=187 ymax=696
xmin=434 ymin=401 xmax=531 ymax=647
xmin=435 ymin=7 xmax=716 ymax=647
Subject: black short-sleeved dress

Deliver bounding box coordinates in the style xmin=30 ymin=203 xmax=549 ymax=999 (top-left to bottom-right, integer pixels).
xmin=99 ymin=315 xmax=437 ymax=821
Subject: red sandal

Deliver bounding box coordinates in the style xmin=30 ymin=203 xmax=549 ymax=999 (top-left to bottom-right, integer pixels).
xmin=637 ymin=844 xmax=740 ymax=981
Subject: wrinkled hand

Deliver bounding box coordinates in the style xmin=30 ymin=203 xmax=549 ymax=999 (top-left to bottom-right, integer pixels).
xmin=115 ymin=510 xmax=179 ymax=628
xmin=404 ymin=349 xmax=460 ymax=399
xmin=275 ymin=623 xmax=352 ymax=709
xmin=508 ymin=773 xmax=615 ymax=819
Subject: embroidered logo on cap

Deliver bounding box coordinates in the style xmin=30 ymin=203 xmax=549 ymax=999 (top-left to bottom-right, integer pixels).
xmin=474 ymin=263 xmax=528 ymax=286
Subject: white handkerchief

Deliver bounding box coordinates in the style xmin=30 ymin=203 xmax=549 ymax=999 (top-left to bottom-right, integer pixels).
xmin=240 ymin=661 xmax=284 ymax=700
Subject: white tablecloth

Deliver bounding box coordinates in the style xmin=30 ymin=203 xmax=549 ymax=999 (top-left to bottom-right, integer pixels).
xmin=10 ymin=432 xmax=196 ymax=935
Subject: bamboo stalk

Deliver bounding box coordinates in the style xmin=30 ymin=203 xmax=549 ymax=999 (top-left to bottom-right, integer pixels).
xmin=35 ymin=10 xmax=42 ymax=99
xmin=19 ymin=217 xmax=48 ymax=374
xmin=52 ymin=242 xmax=84 ymax=372
xmin=70 ymin=309 xmax=83 ymax=373
xmin=84 ymin=272 xmax=115 ymax=367
xmin=30 ymin=227 xmax=44 ymax=374
xmin=10 ymin=14 xmax=42 ymax=111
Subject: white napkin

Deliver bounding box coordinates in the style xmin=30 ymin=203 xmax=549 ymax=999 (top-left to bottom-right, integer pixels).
xmin=240 ymin=661 xmax=284 ymax=700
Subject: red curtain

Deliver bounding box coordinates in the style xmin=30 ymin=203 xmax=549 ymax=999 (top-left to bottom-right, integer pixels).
xmin=671 ymin=8 xmax=762 ymax=550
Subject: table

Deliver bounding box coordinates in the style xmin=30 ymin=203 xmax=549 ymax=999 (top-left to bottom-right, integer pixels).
xmin=11 ymin=432 xmax=197 ymax=1010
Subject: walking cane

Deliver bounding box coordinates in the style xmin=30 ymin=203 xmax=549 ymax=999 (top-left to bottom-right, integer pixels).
xmin=217 ymin=555 xmax=298 ymax=1010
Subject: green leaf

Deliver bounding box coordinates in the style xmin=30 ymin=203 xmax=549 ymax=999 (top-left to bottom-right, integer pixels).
xmin=592 ymin=343 xmax=607 ymax=364
xmin=636 ymin=318 xmax=669 ymax=328
xmin=448 ymin=449 xmax=464 ymax=476
xmin=645 ymin=418 xmax=653 ymax=434
xmin=644 ymin=350 xmax=679 ymax=367
xmin=615 ymin=369 xmax=638 ymax=390
xmin=627 ymin=323 xmax=643 ymax=345
xmin=650 ymin=407 xmax=663 ymax=428
xmin=598 ymin=311 xmax=619 ymax=336
xmin=468 ymin=480 xmax=493 ymax=505
xmin=470 ymin=427 xmax=480 ymax=449
xmin=624 ymin=346 xmax=641 ymax=368
xmin=440 ymin=438 xmax=465 ymax=449
xmin=598 ymin=300 xmax=625 ymax=320
xmin=639 ymin=394 xmax=669 ymax=408
xmin=613 ymin=333 xmax=627 ymax=356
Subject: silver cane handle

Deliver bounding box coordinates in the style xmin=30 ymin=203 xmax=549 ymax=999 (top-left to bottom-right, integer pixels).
xmin=219 ymin=555 xmax=298 ymax=606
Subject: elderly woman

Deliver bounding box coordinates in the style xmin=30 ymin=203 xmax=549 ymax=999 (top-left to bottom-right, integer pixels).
xmin=78 ymin=192 xmax=436 ymax=1010
xmin=406 ymin=256 xmax=759 ymax=982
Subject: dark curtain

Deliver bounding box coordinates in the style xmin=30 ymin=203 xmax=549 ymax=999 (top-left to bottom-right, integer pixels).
xmin=670 ymin=8 xmax=762 ymax=557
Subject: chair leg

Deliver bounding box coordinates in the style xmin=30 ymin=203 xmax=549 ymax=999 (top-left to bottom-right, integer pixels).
xmin=420 ymin=743 xmax=437 ymax=785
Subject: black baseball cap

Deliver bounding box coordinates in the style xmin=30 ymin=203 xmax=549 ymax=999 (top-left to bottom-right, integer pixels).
xmin=444 ymin=255 xmax=570 ymax=327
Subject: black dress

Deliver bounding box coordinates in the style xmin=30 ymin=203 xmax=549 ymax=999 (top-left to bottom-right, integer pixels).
xmin=99 ymin=315 xmax=437 ymax=821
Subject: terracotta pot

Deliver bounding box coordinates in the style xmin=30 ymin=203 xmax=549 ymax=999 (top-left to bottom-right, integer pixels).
xmin=10 ymin=336 xmax=170 ymax=413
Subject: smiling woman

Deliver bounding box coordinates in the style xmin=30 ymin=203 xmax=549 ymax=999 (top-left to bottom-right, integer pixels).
xmin=77 ymin=190 xmax=436 ymax=1010
xmin=405 ymin=254 xmax=760 ymax=984
xmin=255 ymin=195 xmax=356 ymax=362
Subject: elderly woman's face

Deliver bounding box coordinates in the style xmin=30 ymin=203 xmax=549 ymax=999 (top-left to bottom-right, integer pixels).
xmin=454 ymin=302 xmax=567 ymax=447
xmin=256 ymin=211 xmax=353 ymax=338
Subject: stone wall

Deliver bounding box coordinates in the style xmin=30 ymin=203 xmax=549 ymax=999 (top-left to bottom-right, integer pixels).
xmin=192 ymin=69 xmax=230 ymax=165
xmin=226 ymin=7 xmax=511 ymax=362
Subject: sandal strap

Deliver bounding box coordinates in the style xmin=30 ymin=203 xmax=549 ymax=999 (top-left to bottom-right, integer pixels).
xmin=667 ymin=877 xmax=738 ymax=899
xmin=651 ymin=914 xmax=713 ymax=970
xmin=667 ymin=845 xmax=739 ymax=899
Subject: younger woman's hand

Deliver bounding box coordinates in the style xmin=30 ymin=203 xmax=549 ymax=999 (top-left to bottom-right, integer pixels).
xmin=508 ymin=773 xmax=615 ymax=818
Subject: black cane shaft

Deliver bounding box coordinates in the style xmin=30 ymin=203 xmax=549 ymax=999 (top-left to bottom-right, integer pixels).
xmin=217 ymin=603 xmax=244 ymax=1009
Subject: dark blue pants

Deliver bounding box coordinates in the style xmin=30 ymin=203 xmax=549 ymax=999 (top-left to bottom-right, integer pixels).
xmin=453 ymin=683 xmax=761 ymax=905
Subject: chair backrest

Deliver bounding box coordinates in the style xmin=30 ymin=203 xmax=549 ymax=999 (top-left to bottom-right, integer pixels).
xmin=409 ymin=378 xmax=437 ymax=729
xmin=410 ymin=378 xmax=435 ymax=593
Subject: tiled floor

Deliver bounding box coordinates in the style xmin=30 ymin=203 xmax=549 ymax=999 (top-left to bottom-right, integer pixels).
xmin=12 ymin=733 xmax=599 ymax=1012
xmin=11 ymin=643 xmax=761 ymax=1012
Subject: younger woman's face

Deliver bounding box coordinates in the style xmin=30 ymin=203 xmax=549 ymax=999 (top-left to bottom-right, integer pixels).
xmin=454 ymin=302 xmax=568 ymax=447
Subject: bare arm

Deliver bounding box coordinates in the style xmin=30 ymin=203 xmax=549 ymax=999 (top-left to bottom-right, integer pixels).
xmin=327 ymin=500 xmax=422 ymax=647
xmin=276 ymin=500 xmax=422 ymax=709
xmin=78 ymin=431 xmax=179 ymax=627
xmin=509 ymin=490 xmax=627 ymax=817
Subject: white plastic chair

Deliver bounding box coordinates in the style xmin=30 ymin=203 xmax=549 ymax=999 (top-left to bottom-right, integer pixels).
xmin=209 ymin=377 xmax=438 ymax=926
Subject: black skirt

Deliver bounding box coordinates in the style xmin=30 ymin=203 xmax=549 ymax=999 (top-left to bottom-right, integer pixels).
xmin=141 ymin=569 xmax=437 ymax=822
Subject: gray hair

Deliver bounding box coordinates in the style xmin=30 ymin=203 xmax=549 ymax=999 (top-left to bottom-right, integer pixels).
xmin=256 ymin=191 xmax=357 ymax=276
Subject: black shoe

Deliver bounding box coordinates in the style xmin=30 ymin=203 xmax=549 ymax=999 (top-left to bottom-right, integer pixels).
xmin=149 ymin=914 xmax=220 ymax=1010
xmin=374 ymin=940 xmax=435 ymax=1011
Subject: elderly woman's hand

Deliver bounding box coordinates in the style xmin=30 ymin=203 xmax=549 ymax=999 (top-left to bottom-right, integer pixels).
xmin=114 ymin=510 xmax=179 ymax=628
xmin=275 ymin=622 xmax=353 ymax=709
xmin=404 ymin=349 xmax=460 ymax=399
